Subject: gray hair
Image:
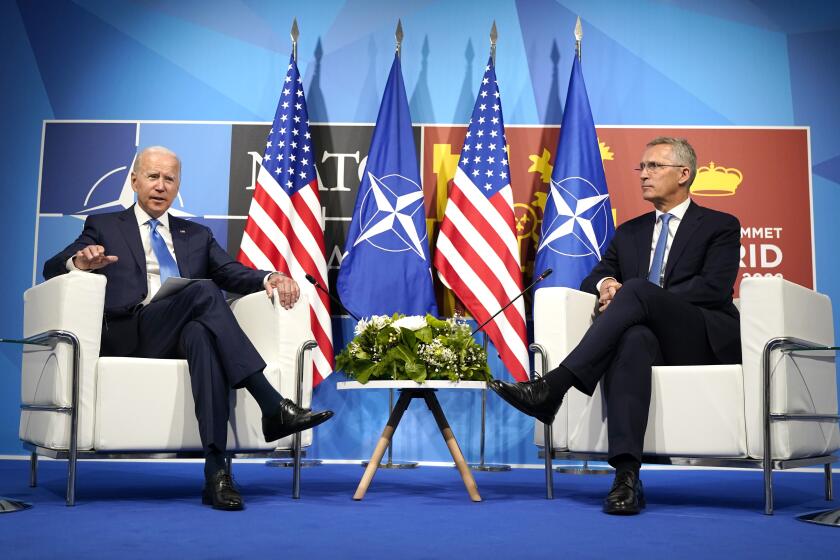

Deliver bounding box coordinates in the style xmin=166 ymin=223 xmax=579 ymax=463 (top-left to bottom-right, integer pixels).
xmin=647 ymin=137 xmax=697 ymax=187
xmin=132 ymin=146 xmax=181 ymax=176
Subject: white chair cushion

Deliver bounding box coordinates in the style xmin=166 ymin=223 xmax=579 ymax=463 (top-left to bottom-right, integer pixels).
xmin=567 ymin=364 xmax=748 ymax=458
xmin=94 ymin=358 xmax=311 ymax=451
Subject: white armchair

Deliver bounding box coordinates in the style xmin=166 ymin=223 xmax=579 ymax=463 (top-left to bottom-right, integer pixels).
xmin=16 ymin=271 xmax=317 ymax=505
xmin=532 ymin=277 xmax=840 ymax=514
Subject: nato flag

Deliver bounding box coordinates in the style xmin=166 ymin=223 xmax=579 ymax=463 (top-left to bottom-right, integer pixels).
xmin=337 ymin=55 xmax=438 ymax=318
xmin=534 ymin=55 xmax=615 ymax=291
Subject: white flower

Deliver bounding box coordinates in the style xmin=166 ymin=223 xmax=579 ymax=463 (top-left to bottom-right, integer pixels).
xmin=392 ymin=315 xmax=428 ymax=331
xmin=369 ymin=315 xmax=391 ymax=330
xmin=353 ymin=318 xmax=369 ymax=336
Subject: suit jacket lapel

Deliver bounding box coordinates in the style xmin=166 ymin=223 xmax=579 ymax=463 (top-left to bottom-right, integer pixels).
xmin=117 ymin=206 xmax=146 ymax=274
xmin=663 ymin=201 xmax=703 ymax=285
xmin=170 ymin=216 xmax=190 ymax=278
xmin=634 ymin=212 xmax=656 ymax=279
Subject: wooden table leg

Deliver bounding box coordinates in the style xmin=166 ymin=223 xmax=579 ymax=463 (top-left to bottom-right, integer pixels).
xmin=423 ymin=393 xmax=482 ymax=502
xmin=353 ymin=390 xmax=414 ymax=500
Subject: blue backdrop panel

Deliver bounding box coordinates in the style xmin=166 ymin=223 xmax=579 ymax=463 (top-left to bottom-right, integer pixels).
xmin=1 ymin=0 xmax=838 ymax=463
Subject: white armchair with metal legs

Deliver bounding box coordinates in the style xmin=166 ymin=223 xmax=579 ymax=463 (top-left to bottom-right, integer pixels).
xmin=15 ymin=271 xmax=317 ymax=505
xmin=533 ymin=276 xmax=840 ymax=515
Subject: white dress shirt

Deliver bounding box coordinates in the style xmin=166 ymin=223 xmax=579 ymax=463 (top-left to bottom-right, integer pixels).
xmin=596 ymin=197 xmax=693 ymax=291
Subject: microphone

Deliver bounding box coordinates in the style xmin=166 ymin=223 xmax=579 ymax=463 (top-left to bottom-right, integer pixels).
xmin=304 ymin=273 xmax=361 ymax=321
xmin=470 ymin=268 xmax=553 ymax=336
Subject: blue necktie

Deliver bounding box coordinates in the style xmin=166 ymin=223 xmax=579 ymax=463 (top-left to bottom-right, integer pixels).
xmin=647 ymin=213 xmax=673 ymax=287
xmin=148 ymin=219 xmax=179 ymax=285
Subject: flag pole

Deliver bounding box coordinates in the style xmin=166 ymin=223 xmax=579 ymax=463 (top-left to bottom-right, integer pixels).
xmin=263 ymin=16 xmax=330 ymax=474
xmin=291 ymin=18 xmax=299 ymax=63
xmin=470 ymin=20 xmax=512 ymax=474
xmin=489 ymin=20 xmax=497 ymax=64
xmin=359 ymin=16 xmax=420 ymax=472
xmin=552 ymin=16 xmax=614 ymax=478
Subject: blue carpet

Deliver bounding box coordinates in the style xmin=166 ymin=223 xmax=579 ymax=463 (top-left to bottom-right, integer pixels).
xmin=0 ymin=459 xmax=836 ymax=559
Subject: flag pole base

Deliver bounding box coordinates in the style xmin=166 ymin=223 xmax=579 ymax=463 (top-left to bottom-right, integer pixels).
xmin=265 ymin=459 xmax=323 ymax=468
xmin=469 ymin=463 xmax=511 ymax=472
xmin=0 ymin=498 xmax=32 ymax=513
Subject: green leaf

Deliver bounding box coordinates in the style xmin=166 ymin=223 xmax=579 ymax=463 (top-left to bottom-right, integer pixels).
xmin=415 ymin=326 xmax=433 ymax=343
xmin=425 ymin=314 xmax=449 ymax=329
xmin=405 ymin=360 xmax=426 ymax=382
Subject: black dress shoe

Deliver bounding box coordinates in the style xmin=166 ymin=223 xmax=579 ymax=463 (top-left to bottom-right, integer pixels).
xmin=487 ymin=378 xmax=563 ymax=425
xmin=603 ymin=471 xmax=645 ymax=515
xmin=262 ymin=398 xmax=334 ymax=442
xmin=202 ymin=471 xmax=244 ymax=511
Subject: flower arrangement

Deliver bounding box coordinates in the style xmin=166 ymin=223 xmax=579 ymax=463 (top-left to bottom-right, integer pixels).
xmin=336 ymin=314 xmax=490 ymax=384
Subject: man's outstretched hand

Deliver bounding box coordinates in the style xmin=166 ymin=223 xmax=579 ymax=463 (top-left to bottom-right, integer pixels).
xmin=73 ymin=245 xmax=119 ymax=271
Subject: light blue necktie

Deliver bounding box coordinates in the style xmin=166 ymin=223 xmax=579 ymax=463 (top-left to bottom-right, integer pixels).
xmin=148 ymin=218 xmax=179 ymax=285
xmin=647 ymin=213 xmax=673 ymax=287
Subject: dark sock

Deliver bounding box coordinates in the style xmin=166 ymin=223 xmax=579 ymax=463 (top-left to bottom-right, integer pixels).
xmin=610 ymin=454 xmax=641 ymax=477
xmin=204 ymin=449 xmax=226 ymax=480
xmin=543 ymin=364 xmax=577 ymax=402
xmin=243 ymin=372 xmax=284 ymax=416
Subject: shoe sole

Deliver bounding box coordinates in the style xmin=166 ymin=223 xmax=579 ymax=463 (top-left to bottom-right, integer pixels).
xmin=201 ymin=492 xmax=244 ymax=511
xmin=264 ymin=410 xmax=335 ymax=442
xmin=491 ymin=387 xmax=559 ymax=425
xmin=602 ymin=492 xmax=645 ymax=515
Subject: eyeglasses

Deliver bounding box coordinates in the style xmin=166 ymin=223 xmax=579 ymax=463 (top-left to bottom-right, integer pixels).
xmin=634 ymin=162 xmax=686 ymax=173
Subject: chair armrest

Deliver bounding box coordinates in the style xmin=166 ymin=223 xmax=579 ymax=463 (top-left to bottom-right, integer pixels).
xmin=23 ymin=271 xmax=106 ymax=341
xmin=229 ymin=290 xmax=314 ymax=408
xmin=20 ymin=271 xmax=106 ymax=450
xmin=739 ymin=276 xmax=838 ymax=458
xmin=533 ymin=287 xmax=597 ymax=370
xmin=532 ymin=287 xmax=597 ymax=450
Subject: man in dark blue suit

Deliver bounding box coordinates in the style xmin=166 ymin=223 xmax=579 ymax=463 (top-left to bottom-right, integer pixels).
xmin=491 ymin=137 xmax=741 ymax=514
xmin=44 ymin=146 xmax=334 ymax=510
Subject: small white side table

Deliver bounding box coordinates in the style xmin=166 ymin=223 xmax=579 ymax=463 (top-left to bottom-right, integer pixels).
xmin=338 ymin=380 xmax=485 ymax=502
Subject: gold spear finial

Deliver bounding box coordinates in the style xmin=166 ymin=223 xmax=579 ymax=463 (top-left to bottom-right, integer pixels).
xmin=490 ymin=21 xmax=498 ymax=64
xmin=395 ymin=19 xmax=404 ymax=57
xmin=291 ymin=18 xmax=299 ymax=62
xmin=574 ymin=16 xmax=582 ymax=62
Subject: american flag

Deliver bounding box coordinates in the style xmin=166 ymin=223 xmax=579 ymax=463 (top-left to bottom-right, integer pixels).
xmin=433 ymin=58 xmax=528 ymax=382
xmin=238 ymin=56 xmax=334 ymax=385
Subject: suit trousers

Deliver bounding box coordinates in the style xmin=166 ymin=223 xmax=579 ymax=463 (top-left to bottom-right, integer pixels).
xmin=134 ymin=280 xmax=266 ymax=453
xmin=562 ymin=278 xmax=719 ymax=463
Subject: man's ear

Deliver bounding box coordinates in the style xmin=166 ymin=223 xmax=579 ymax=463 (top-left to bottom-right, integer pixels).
xmin=678 ymin=167 xmax=691 ymax=187
xmin=130 ymin=172 xmax=138 ymax=193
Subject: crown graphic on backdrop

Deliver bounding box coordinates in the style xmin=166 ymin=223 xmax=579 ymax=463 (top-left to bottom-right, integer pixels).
xmin=690 ymin=162 xmax=743 ymax=197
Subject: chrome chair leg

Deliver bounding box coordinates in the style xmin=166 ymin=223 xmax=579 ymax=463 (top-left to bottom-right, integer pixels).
xmin=29 ymin=452 xmax=37 ymax=488
xmin=544 ymin=421 xmax=554 ymax=500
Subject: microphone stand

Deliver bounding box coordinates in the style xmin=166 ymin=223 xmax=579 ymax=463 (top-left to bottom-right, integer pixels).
xmin=304 ymin=274 xmax=361 ymax=321
xmin=471 ymin=268 xmax=552 ymax=337
xmin=469 ymin=269 xmax=552 ymax=473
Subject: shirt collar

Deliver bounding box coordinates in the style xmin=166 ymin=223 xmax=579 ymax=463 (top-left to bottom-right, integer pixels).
xmin=655 ymin=197 xmax=691 ymax=222
xmin=134 ymin=204 xmax=170 ymax=230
